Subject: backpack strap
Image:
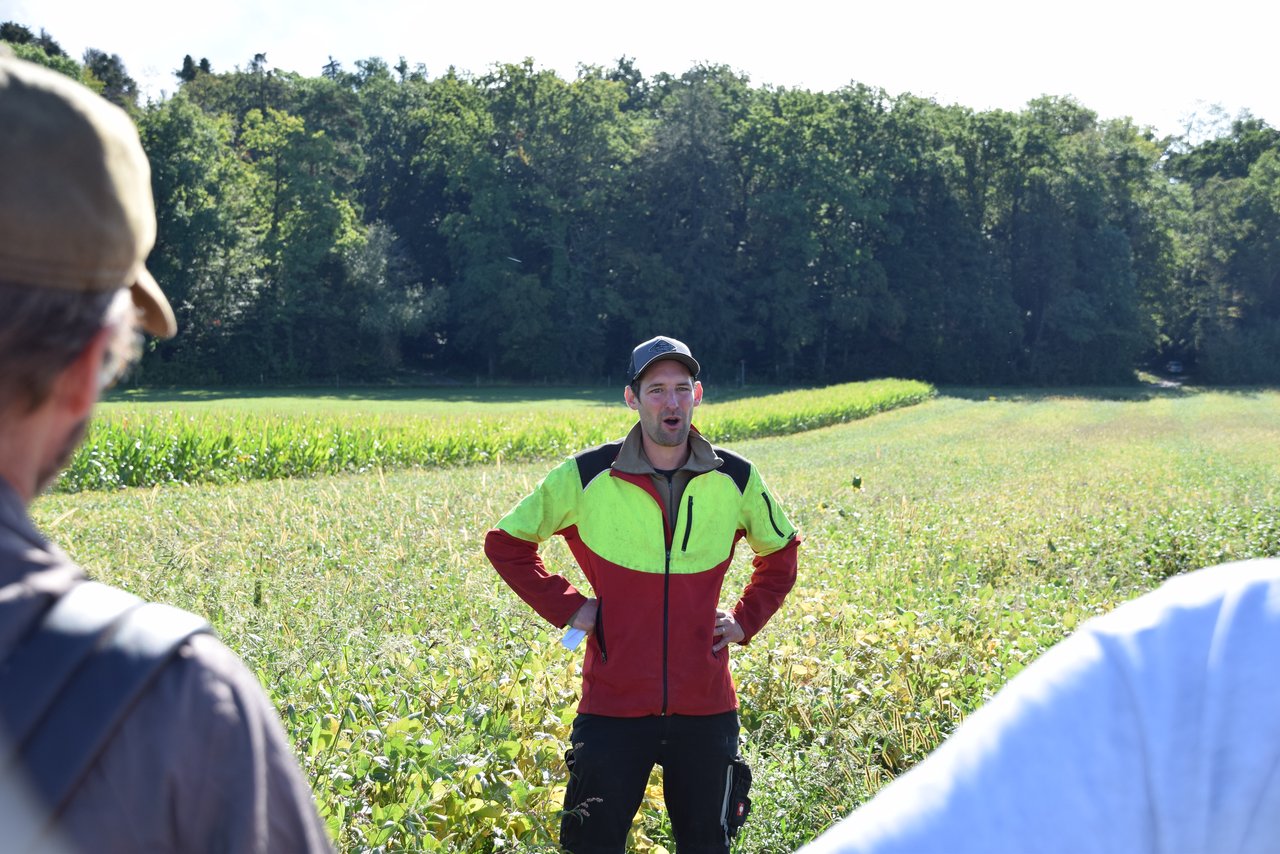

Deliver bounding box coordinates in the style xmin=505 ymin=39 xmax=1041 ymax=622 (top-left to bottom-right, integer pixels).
xmin=0 ymin=581 xmax=212 ymax=816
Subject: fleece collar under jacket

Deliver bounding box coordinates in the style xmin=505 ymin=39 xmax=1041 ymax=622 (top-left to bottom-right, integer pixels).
xmin=610 ymin=422 xmax=722 ymax=477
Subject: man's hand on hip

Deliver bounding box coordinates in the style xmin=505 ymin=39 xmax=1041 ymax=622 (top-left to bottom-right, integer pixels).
xmin=712 ymin=608 xmax=745 ymax=652
xmin=569 ymin=598 xmax=598 ymax=632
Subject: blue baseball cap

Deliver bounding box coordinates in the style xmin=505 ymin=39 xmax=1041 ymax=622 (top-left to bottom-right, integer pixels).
xmin=628 ymin=335 xmax=700 ymax=383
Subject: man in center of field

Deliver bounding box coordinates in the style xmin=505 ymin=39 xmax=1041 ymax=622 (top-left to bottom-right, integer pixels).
xmin=484 ymin=335 xmax=801 ymax=852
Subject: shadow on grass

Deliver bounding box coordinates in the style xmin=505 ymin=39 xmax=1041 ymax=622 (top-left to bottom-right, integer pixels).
xmin=108 ymin=385 xmax=614 ymax=405
xmin=940 ymin=382 xmax=1195 ymax=403
xmin=1194 ymin=385 xmax=1280 ymax=396
xmin=942 ymin=382 xmax=1280 ymax=402
xmin=105 ymin=382 xmax=791 ymax=407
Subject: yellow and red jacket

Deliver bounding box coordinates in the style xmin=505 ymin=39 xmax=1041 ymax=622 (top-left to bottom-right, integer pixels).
xmin=484 ymin=431 xmax=799 ymax=717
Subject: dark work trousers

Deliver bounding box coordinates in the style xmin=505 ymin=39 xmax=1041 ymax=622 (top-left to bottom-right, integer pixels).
xmin=560 ymin=711 xmax=740 ymax=854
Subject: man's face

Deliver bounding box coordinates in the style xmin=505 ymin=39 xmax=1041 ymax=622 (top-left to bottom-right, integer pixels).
xmin=626 ymin=359 xmax=703 ymax=449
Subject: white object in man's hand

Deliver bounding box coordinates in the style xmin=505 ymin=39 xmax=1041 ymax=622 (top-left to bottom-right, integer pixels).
xmin=562 ymin=627 xmax=587 ymax=650
xmin=562 ymin=598 xmax=598 ymax=650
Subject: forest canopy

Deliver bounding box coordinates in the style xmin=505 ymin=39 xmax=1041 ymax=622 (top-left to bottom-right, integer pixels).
xmin=7 ymin=23 xmax=1279 ymax=386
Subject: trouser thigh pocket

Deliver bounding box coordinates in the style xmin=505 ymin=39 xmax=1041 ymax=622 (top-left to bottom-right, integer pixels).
xmin=721 ymin=753 xmax=752 ymax=839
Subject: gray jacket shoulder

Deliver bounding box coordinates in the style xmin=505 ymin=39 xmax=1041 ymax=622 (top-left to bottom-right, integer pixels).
xmin=54 ymin=632 xmax=333 ymax=853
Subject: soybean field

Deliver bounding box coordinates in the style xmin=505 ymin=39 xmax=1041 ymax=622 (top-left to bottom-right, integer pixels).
xmin=32 ymin=383 xmax=1280 ymax=852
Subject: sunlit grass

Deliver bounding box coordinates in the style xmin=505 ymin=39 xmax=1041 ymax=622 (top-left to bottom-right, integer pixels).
xmin=32 ymin=387 xmax=1280 ymax=852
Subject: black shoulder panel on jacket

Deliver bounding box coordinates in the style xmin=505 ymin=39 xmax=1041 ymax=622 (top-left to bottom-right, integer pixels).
xmin=575 ymin=440 xmax=624 ymax=488
xmin=714 ymin=447 xmax=753 ymax=494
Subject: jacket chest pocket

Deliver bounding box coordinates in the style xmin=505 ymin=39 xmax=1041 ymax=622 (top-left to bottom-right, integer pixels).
xmin=680 ymin=496 xmax=694 ymax=552
xmin=673 ymin=493 xmax=739 ymax=567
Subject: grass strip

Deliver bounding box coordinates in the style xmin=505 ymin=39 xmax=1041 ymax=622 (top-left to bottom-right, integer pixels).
xmin=59 ymin=379 xmax=934 ymax=493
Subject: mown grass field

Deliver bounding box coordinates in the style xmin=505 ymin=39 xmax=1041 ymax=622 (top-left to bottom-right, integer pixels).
xmin=31 ymin=385 xmax=1280 ymax=852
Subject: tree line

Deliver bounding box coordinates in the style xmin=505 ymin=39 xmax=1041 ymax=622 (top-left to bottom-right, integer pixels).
xmin=7 ymin=23 xmax=1279 ymax=386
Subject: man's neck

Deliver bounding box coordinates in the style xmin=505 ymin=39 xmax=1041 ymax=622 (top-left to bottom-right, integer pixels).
xmin=641 ymin=436 xmax=690 ymax=471
xmin=0 ymin=401 xmax=80 ymax=507
xmin=0 ymin=419 xmax=40 ymax=507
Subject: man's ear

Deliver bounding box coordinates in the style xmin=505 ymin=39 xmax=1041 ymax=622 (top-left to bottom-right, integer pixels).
xmin=624 ymin=384 xmax=639 ymax=410
xmin=51 ymin=326 xmax=113 ymax=421
xmin=692 ymin=380 xmax=703 ymax=407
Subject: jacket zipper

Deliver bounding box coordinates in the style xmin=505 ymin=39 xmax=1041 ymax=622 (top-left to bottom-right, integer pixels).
xmin=662 ymin=543 xmax=670 ymax=715
xmin=661 ymin=472 xmax=675 ymax=716
xmin=680 ymin=496 xmax=694 ymax=552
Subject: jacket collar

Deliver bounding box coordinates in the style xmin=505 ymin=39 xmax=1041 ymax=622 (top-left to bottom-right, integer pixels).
xmin=0 ymin=476 xmax=83 ymax=596
xmin=612 ymin=422 xmax=722 ymax=476
xmin=0 ymin=477 xmax=46 ymax=554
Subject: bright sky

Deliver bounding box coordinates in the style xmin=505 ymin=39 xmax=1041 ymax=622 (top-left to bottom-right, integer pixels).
xmin=4 ymin=0 xmax=1276 ymax=140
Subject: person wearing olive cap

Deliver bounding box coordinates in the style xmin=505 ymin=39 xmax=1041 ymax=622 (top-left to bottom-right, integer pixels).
xmin=485 ymin=335 xmax=801 ymax=852
xmin=0 ymin=51 xmax=332 ymax=852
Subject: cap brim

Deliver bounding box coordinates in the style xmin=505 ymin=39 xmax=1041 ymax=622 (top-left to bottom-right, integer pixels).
xmin=131 ymin=267 xmax=176 ymax=339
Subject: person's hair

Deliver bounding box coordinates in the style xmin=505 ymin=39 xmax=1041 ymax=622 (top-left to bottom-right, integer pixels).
xmin=0 ymin=282 xmax=140 ymax=415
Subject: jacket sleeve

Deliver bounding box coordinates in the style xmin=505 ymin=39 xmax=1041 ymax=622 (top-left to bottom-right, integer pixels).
xmin=732 ymin=466 xmax=800 ymax=644
xmin=483 ymin=460 xmax=588 ymax=629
